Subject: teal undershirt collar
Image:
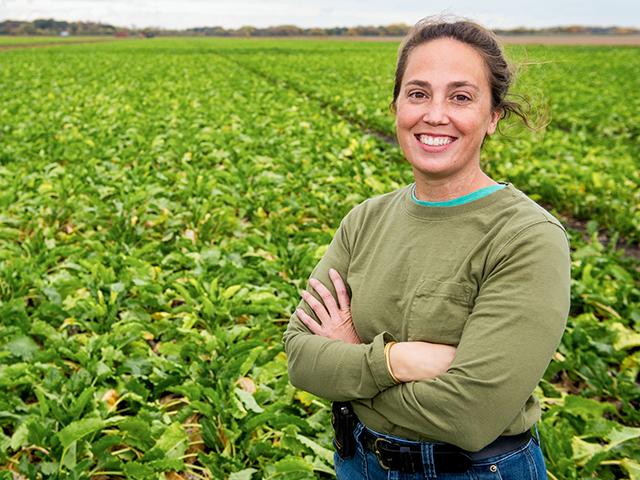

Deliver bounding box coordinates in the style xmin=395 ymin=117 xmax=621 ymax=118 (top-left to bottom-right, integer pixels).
xmin=411 ymin=183 xmax=506 ymax=207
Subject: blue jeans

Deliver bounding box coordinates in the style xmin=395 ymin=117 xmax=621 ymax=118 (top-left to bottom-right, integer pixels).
xmin=334 ymin=423 xmax=548 ymax=480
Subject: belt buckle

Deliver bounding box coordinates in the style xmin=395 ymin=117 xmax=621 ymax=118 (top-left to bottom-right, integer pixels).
xmin=373 ymin=437 xmax=393 ymax=470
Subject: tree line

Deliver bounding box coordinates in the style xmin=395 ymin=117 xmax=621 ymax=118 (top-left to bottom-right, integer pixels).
xmin=1 ymin=18 xmax=638 ymax=37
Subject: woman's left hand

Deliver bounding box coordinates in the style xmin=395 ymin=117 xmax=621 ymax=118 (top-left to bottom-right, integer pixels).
xmin=296 ymin=268 xmax=361 ymax=344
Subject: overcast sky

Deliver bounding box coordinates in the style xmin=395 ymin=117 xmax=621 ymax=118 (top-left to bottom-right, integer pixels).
xmin=1 ymin=0 xmax=639 ymax=30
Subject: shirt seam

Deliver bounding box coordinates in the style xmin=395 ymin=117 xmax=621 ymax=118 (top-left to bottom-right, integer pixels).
xmin=410 ymin=183 xmax=506 ymax=207
xmin=401 ymin=190 xmax=515 ymax=222
xmin=493 ymin=219 xmax=567 ymax=260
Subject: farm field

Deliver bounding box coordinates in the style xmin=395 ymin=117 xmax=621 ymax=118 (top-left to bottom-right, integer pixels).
xmin=0 ymin=37 xmax=108 ymax=47
xmin=0 ymin=38 xmax=639 ymax=479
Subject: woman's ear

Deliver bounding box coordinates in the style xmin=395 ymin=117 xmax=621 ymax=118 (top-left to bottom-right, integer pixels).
xmin=487 ymin=109 xmax=501 ymax=136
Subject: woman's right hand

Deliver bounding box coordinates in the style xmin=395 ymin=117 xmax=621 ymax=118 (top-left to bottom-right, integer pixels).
xmin=389 ymin=341 xmax=457 ymax=382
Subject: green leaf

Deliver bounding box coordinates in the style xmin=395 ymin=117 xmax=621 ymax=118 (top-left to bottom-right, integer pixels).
xmin=0 ymin=431 xmax=10 ymax=454
xmin=69 ymin=387 xmax=95 ymax=419
xmin=4 ymin=336 xmax=39 ymax=360
xmin=620 ymin=458 xmax=640 ymax=480
xmin=34 ymin=387 xmax=50 ymax=418
xmin=610 ymin=322 xmax=640 ymax=350
xmin=61 ymin=440 xmax=77 ymax=470
xmin=123 ymin=461 xmax=154 ymax=479
xmin=153 ymin=422 xmax=187 ymax=460
xmin=571 ymin=437 xmax=605 ymax=466
xmin=229 ymin=468 xmax=257 ymax=480
xmin=562 ymin=395 xmax=615 ymax=420
xmin=40 ymin=462 xmax=58 ymax=475
xmin=58 ymin=418 xmax=106 ymax=449
xmin=234 ymin=388 xmax=264 ymax=413
xmin=9 ymin=421 xmax=29 ymax=450
xmin=200 ymin=417 xmax=218 ymax=449
xmin=57 ymin=416 xmax=123 ymax=448
xmin=297 ymin=434 xmax=333 ymax=465
xmin=147 ymin=457 xmax=183 ymax=471
xmin=120 ymin=417 xmax=155 ymax=450
xmin=606 ymin=425 xmax=640 ymax=448
xmin=239 ymin=347 xmax=263 ymax=377
xmin=223 ymin=285 xmax=242 ymax=299
xmin=270 ymin=456 xmax=314 ymax=476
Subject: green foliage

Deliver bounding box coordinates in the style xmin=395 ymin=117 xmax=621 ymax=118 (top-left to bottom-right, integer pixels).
xmin=0 ymin=38 xmax=638 ymax=479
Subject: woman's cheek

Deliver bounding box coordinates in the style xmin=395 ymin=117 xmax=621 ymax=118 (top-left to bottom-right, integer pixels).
xmin=396 ymin=103 xmax=420 ymax=128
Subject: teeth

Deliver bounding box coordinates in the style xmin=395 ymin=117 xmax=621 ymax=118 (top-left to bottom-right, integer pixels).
xmin=419 ymin=135 xmax=453 ymax=146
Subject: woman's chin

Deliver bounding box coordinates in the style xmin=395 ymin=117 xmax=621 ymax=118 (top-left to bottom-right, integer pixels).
xmin=409 ymin=162 xmax=460 ymax=181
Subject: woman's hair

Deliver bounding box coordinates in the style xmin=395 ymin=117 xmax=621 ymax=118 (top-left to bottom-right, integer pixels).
xmin=392 ymin=16 xmax=535 ymax=129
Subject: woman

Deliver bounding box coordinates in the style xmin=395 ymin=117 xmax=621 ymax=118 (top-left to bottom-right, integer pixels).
xmin=284 ymin=17 xmax=570 ymax=480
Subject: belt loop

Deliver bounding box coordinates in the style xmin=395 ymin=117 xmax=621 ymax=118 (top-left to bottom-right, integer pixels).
xmin=353 ymin=422 xmax=366 ymax=454
xmin=533 ymin=423 xmax=542 ymax=446
xmin=420 ymin=442 xmax=438 ymax=479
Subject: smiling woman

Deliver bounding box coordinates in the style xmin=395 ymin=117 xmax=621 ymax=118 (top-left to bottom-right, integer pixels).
xmin=284 ymin=16 xmax=570 ymax=480
xmin=395 ymin=37 xmax=501 ymax=196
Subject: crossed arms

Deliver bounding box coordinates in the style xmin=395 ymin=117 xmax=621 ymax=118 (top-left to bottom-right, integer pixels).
xmin=283 ymin=218 xmax=570 ymax=451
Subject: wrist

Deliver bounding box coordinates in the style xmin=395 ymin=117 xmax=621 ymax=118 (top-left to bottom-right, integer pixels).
xmin=384 ymin=341 xmax=401 ymax=384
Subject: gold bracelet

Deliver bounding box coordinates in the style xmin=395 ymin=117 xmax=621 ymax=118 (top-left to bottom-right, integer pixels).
xmin=384 ymin=341 xmax=401 ymax=384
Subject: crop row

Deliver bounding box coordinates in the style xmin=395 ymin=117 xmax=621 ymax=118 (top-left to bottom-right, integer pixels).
xmin=0 ymin=39 xmax=638 ymax=479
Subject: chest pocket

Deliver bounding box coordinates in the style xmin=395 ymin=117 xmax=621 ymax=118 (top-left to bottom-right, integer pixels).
xmin=408 ymin=278 xmax=474 ymax=345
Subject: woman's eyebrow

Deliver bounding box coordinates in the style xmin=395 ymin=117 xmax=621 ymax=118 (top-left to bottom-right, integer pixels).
xmin=404 ymin=79 xmax=479 ymax=91
xmin=405 ymin=79 xmax=432 ymax=88
xmin=449 ymin=81 xmax=479 ymax=91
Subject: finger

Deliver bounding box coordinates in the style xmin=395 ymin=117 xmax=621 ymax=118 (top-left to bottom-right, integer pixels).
xmin=300 ymin=290 xmax=330 ymax=324
xmin=308 ymin=278 xmax=341 ymax=319
xmin=329 ymin=268 xmax=350 ymax=311
xmin=296 ymin=308 xmax=324 ymax=335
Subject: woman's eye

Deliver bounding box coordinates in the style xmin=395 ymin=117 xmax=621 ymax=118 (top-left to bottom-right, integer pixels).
xmin=408 ymin=91 xmax=427 ymax=99
xmin=453 ymin=94 xmax=471 ymax=102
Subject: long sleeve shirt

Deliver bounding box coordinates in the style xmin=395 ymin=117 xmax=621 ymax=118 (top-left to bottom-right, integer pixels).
xmin=283 ymin=182 xmax=571 ymax=452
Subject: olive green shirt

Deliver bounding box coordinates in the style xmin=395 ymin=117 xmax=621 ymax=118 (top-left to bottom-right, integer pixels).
xmin=283 ymin=183 xmax=571 ymax=452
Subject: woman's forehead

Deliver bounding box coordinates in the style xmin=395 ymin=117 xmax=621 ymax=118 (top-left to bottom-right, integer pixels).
xmin=403 ymin=38 xmax=490 ymax=87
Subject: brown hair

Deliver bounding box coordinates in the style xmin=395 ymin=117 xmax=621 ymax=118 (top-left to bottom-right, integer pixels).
xmin=392 ymin=16 xmax=536 ymax=129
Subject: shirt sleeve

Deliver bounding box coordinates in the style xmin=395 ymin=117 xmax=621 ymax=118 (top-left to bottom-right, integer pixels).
xmin=368 ymin=221 xmax=571 ymax=452
xmin=283 ymin=214 xmax=399 ymax=401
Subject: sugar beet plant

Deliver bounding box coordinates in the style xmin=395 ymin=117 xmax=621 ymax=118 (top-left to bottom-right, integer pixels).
xmin=0 ymin=39 xmax=638 ymax=479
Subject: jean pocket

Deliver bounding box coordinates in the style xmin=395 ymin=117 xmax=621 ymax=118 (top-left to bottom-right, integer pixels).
xmin=472 ymin=439 xmax=538 ymax=480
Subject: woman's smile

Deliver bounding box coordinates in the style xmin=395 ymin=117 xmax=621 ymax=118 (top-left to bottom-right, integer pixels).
xmin=415 ymin=133 xmax=457 ymax=152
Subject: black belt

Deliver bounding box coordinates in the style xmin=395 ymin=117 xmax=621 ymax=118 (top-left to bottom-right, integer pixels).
xmin=361 ymin=428 xmax=533 ymax=473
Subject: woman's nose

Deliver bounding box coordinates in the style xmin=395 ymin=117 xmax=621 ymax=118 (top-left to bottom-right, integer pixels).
xmin=422 ymin=101 xmax=449 ymax=125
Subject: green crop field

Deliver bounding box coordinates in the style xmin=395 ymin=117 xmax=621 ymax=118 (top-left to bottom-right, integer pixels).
xmin=0 ymin=37 xmax=108 ymax=47
xmin=0 ymin=38 xmax=638 ymax=479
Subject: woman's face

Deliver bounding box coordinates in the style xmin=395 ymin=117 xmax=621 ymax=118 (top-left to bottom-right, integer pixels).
xmin=395 ymin=38 xmax=500 ymax=182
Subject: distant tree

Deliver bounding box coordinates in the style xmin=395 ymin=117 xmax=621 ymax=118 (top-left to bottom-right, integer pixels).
xmin=306 ymin=28 xmax=326 ymax=36
xmin=325 ymin=27 xmax=348 ymax=36
xmin=265 ymin=25 xmax=303 ymax=36
xmin=382 ymin=23 xmax=410 ymax=36
xmin=233 ymin=25 xmax=256 ymax=36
